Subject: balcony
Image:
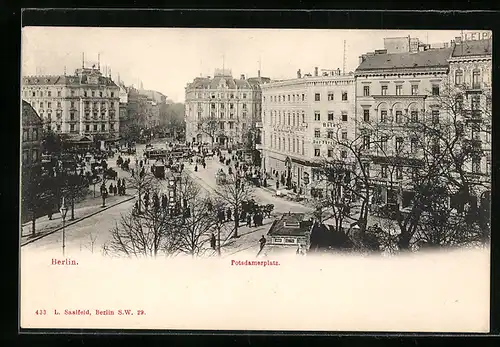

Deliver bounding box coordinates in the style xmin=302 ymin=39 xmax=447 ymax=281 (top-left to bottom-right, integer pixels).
xmin=465 ymin=83 xmax=483 ymax=94
xmin=255 ymin=122 xmax=263 ymax=128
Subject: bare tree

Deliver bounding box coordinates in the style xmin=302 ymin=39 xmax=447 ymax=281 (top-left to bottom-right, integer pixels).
xmin=103 ymin=199 xmax=180 ymax=258
xmin=212 ymin=171 xmax=254 ymax=238
xmin=125 ymin=172 xmax=157 ymax=214
xmin=198 ymin=115 xmax=220 ymax=145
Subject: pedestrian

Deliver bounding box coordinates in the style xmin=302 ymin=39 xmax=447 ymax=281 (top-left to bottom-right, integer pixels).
xmin=276 ymin=181 xmax=279 ymax=190
xmin=259 ymin=235 xmax=266 ymax=252
xmin=226 ymin=207 xmax=232 ymax=221
xmin=210 ymin=233 xmax=216 ymax=250
xmin=252 ymin=213 xmax=257 ymax=227
xmin=194 ymin=165 xmax=198 ymax=172
xmin=109 ymin=182 xmax=114 ymax=196
xmin=246 ymin=214 xmax=252 ymax=227
xmin=203 ymin=161 xmax=206 ymax=169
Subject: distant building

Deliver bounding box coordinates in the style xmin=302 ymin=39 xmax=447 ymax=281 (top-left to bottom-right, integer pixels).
xmin=21 ymin=64 xmax=120 ymax=140
xmin=260 ymin=67 xmax=356 ymax=196
xmin=383 ymin=36 xmax=431 ymax=54
xmin=21 ymin=100 xmax=43 ymax=169
xmin=184 ymin=69 xmax=268 ymax=147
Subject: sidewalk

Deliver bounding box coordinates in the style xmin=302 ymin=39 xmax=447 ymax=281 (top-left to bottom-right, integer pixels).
xmin=20 ymin=193 xmax=136 ymax=242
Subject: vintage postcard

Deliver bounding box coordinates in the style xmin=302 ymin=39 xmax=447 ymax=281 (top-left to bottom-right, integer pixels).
xmin=19 ymin=27 xmax=491 ymax=332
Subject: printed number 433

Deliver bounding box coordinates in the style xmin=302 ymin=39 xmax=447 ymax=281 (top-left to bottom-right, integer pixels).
xmin=35 ymin=310 xmax=47 ymax=315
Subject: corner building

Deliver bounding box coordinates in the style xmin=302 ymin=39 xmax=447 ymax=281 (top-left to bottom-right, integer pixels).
xmin=261 ymin=69 xmax=356 ymax=195
xmin=447 ymin=37 xmax=492 ymax=207
xmin=354 ymin=47 xmax=452 ymax=207
xmin=21 ymin=66 xmax=120 ymax=139
xmin=185 ymin=69 xmax=268 ymax=148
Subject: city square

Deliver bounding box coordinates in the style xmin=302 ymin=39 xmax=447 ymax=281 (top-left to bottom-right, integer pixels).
xmin=20 ymin=28 xmax=491 ymax=260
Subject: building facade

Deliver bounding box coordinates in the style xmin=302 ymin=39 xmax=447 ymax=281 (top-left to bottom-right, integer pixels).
xmin=260 ymin=68 xmax=356 ymax=194
xmin=448 ymin=37 xmax=492 ymax=205
xmin=21 ymin=66 xmax=120 ymax=139
xmin=185 ymin=69 xmax=266 ymax=148
xmin=354 ymin=46 xmax=452 ymax=208
xmin=21 ymin=100 xmax=43 ymax=169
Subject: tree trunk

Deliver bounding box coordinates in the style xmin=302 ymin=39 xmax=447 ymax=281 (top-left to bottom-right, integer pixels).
xmin=31 ymin=211 xmax=36 ymax=236
xmin=398 ymin=228 xmax=411 ymax=251
xmin=233 ymin=214 xmax=239 ymax=238
xmin=70 ymin=194 xmax=75 ymax=220
xmin=217 ymin=227 xmax=221 ymax=256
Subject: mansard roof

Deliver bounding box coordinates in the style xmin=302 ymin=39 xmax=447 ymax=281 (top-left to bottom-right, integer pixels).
xmin=451 ymin=39 xmax=492 ymax=58
xmin=356 ymin=48 xmax=452 ymax=72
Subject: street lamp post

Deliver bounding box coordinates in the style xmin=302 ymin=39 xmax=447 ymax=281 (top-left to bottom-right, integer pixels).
xmin=59 ymin=196 xmax=68 ymax=256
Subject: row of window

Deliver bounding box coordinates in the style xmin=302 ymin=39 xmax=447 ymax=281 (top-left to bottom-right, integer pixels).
xmin=22 ymin=149 xmax=39 ymax=165
xmin=454 ymin=68 xmax=482 ymax=87
xmin=196 ymin=92 xmax=248 ymax=99
xmin=264 ymin=91 xmax=350 ymax=103
xmin=313 ymin=129 xmax=349 ymax=140
xmin=314 ymin=92 xmax=349 ymax=102
xmin=33 ymin=100 xmax=116 ymax=109
xmin=313 ymin=148 xmax=348 ymax=159
xmin=269 ymin=134 xmax=305 ymax=156
xmin=24 ymin=89 xmax=115 ymax=98
xmin=197 ymin=121 xmax=236 ymax=130
xmin=360 ymin=109 xmax=439 ymax=124
xmin=207 ymin=103 xmax=247 ymax=110
xmin=362 ymin=84 xmax=439 ymax=97
xmin=22 ymin=128 xmax=39 ymax=142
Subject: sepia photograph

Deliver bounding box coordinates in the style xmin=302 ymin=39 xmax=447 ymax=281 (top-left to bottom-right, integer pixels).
xmin=19 ymin=26 xmax=491 ymax=332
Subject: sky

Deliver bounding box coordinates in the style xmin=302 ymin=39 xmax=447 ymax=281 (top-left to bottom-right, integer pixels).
xmin=22 ymin=28 xmax=464 ymax=103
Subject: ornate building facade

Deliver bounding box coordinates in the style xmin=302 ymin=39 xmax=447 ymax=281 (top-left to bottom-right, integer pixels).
xmin=185 ymin=69 xmax=268 ymax=148
xmin=448 ymin=37 xmax=492 ymax=207
xmin=260 ymin=68 xmax=356 ymax=194
xmin=21 ymin=66 xmax=120 ymax=139
xmin=354 ymin=46 xmax=452 ymax=208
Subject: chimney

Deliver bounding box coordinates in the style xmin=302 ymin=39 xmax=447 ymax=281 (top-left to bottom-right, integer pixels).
xmin=258 ymin=70 xmax=261 ymax=78
xmin=337 ymin=68 xmax=341 ymax=75
xmin=314 ymin=67 xmax=318 ymax=77
xmin=240 ymin=74 xmax=245 ymax=80
xmin=297 ymin=69 xmax=301 ymax=79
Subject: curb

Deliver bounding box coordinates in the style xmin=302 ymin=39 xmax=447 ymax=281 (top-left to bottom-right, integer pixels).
xmin=20 ymin=195 xmax=136 ymax=247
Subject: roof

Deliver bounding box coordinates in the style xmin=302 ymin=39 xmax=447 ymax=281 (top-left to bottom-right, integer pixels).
xmin=356 ymin=47 xmax=452 ymax=72
xmin=22 ymin=100 xmax=43 ymax=126
xmin=187 ymin=75 xmax=253 ymax=90
xmin=267 ymin=213 xmax=313 ymax=237
xmin=451 ymin=39 xmax=492 ymax=57
xmin=22 ymin=71 xmax=118 ymax=88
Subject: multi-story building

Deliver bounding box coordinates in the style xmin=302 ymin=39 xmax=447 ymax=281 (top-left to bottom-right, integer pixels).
xmin=260 ymin=67 xmax=356 ymax=194
xmin=118 ymin=82 xmax=129 ymax=135
xmin=21 ymin=100 xmax=43 ymax=169
xmin=21 ymin=65 xmax=120 ymax=139
xmin=448 ymin=36 xmax=492 ymax=207
xmin=185 ymin=69 xmax=267 ymax=148
xmin=354 ymin=46 xmax=452 ymax=207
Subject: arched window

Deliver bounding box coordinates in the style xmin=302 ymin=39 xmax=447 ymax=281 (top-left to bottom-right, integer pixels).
xmin=455 ymin=69 xmax=463 ymax=85
xmin=378 ymin=103 xmax=388 ymax=123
